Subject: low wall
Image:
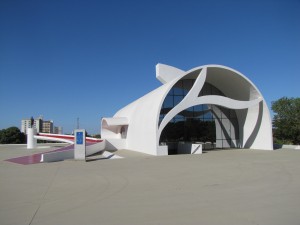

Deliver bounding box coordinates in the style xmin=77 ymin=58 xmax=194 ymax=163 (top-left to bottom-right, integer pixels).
xmin=282 ymin=145 xmax=300 ymax=149
xmin=105 ymin=139 xmax=126 ymax=150
xmin=157 ymin=145 xmax=168 ymax=155
xmin=41 ymin=150 xmax=74 ymax=162
xmin=178 ymin=143 xmax=202 ymax=154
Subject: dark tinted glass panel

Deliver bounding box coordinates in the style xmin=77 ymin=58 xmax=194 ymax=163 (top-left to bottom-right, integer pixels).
xmin=173 ymin=87 xmax=183 ymax=95
xmin=174 ymin=96 xmax=184 ymax=105
xmin=159 ymin=80 xmax=239 ymax=153
xmin=159 ymin=79 xmax=195 ymax=125
xmin=163 ymin=96 xmax=173 ymax=109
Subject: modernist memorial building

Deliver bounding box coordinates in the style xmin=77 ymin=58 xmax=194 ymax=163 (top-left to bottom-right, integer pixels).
xmin=101 ymin=64 xmax=273 ymax=155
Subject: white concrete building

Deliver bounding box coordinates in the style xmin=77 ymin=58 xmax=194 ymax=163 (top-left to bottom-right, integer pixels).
xmin=21 ymin=119 xmax=32 ymax=134
xmin=42 ymin=120 xmax=54 ymax=133
xmin=54 ymin=126 xmax=63 ymax=134
xmin=21 ymin=117 xmax=42 ymax=134
xmin=33 ymin=118 xmax=43 ymax=133
xmin=101 ymin=64 xmax=273 ymax=155
xmin=21 ymin=116 xmax=56 ymax=134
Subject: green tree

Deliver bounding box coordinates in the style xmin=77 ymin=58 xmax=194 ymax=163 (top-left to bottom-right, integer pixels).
xmin=272 ymin=97 xmax=300 ymax=145
xmin=93 ymin=134 xmax=101 ymax=138
xmin=0 ymin=127 xmax=26 ymax=144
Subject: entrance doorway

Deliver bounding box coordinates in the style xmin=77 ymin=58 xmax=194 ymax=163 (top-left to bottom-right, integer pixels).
xmin=159 ymin=104 xmax=239 ymax=155
xmin=158 ymin=80 xmax=240 ymax=155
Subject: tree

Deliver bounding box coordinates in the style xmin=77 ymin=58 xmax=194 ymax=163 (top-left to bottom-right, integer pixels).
xmin=272 ymin=97 xmax=300 ymax=145
xmin=93 ymin=134 xmax=101 ymax=138
xmin=0 ymin=127 xmax=26 ymax=144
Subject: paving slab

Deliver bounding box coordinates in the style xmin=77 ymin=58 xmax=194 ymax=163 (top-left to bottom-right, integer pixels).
xmin=1 ymin=145 xmax=300 ymax=225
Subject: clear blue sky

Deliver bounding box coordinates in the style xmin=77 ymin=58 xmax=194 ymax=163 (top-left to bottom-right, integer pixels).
xmin=0 ymin=0 xmax=299 ymax=134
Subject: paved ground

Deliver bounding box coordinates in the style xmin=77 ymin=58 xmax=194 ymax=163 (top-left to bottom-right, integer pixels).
xmin=1 ymin=144 xmax=300 ymax=225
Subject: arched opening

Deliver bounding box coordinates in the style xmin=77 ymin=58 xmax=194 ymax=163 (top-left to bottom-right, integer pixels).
xmin=159 ymin=104 xmax=239 ymax=155
xmin=120 ymin=125 xmax=128 ymax=139
xmin=158 ymin=79 xmax=240 ymax=155
xmin=159 ymin=104 xmax=215 ymax=154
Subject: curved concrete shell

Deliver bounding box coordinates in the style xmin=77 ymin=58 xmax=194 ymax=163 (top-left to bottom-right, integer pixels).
xmin=101 ymin=64 xmax=273 ymax=155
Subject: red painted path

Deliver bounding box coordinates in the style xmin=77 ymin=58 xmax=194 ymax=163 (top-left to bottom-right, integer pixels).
xmin=5 ymin=142 xmax=96 ymax=165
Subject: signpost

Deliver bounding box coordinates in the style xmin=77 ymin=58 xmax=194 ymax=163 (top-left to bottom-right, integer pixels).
xmin=74 ymin=129 xmax=86 ymax=160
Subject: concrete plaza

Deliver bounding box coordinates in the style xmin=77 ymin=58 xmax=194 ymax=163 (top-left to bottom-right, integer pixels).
xmin=1 ymin=144 xmax=300 ymax=225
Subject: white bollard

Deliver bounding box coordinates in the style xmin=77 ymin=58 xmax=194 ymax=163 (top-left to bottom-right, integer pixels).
xmin=27 ymin=128 xmax=37 ymax=149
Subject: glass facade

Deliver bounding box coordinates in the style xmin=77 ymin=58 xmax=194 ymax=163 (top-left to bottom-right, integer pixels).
xmin=159 ymin=79 xmax=239 ymax=153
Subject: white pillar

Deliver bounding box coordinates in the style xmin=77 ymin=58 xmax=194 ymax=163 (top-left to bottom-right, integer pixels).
xmin=74 ymin=129 xmax=86 ymax=160
xmin=27 ymin=128 xmax=37 ymax=149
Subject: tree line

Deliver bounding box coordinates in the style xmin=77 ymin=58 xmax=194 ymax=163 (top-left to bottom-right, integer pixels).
xmin=0 ymin=127 xmax=26 ymax=144
xmin=272 ymin=97 xmax=300 ymax=145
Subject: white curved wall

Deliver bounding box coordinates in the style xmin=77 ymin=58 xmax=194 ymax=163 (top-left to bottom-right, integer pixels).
xmin=107 ymin=82 xmax=178 ymax=155
xmin=101 ymin=64 xmax=273 ymax=155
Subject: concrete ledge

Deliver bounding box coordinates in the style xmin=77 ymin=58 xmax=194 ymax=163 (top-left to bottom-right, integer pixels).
xmin=178 ymin=143 xmax=202 ymax=154
xmin=41 ymin=150 xmax=74 ymax=162
xmin=282 ymin=145 xmax=300 ymax=149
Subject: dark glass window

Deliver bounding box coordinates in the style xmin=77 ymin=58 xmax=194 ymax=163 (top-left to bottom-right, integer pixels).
xmin=159 ymin=80 xmax=240 ymax=153
xmin=159 ymin=79 xmax=195 ymax=125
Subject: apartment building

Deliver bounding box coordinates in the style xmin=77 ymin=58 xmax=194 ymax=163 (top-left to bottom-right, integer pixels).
xmin=21 ymin=117 xmax=59 ymax=134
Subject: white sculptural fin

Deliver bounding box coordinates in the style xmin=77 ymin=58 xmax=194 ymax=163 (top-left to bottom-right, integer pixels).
xmin=156 ymin=63 xmax=185 ymax=84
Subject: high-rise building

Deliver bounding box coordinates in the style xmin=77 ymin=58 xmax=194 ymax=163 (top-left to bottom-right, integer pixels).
xmin=34 ymin=117 xmax=43 ymax=133
xmin=21 ymin=119 xmax=32 ymax=134
xmin=42 ymin=120 xmax=54 ymax=133
xmin=21 ymin=116 xmax=43 ymax=134
xmin=54 ymin=126 xmax=63 ymax=134
xmin=21 ymin=116 xmax=60 ymax=134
